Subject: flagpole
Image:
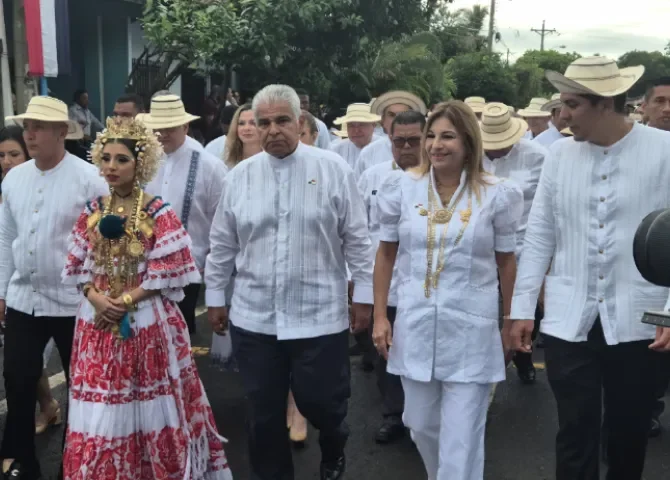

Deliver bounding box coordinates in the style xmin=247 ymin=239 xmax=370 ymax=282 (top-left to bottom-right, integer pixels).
xmin=40 ymin=77 xmax=48 ymax=96
xmin=0 ymin=0 xmax=13 ymax=120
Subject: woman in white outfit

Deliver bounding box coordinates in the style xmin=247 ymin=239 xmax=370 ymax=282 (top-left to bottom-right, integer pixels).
xmin=372 ymin=101 xmax=522 ymax=480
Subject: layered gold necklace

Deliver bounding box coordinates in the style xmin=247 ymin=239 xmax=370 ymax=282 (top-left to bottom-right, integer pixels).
xmin=423 ymin=173 xmax=473 ymax=298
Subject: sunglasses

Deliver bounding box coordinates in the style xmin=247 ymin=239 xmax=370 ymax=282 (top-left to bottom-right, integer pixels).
xmin=392 ymin=136 xmax=421 ymax=148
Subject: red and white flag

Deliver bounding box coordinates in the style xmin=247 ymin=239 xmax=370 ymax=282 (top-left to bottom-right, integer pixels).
xmin=24 ymin=0 xmax=71 ymax=77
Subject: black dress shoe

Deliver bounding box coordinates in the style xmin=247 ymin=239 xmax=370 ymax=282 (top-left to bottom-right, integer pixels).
xmin=320 ymin=455 xmax=346 ymax=480
xmin=375 ymin=417 xmax=406 ymax=444
xmin=3 ymin=461 xmax=24 ymax=479
xmin=650 ymin=416 xmax=662 ymax=438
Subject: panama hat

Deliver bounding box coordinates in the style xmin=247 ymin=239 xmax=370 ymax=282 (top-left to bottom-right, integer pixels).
xmin=546 ymin=56 xmax=645 ymax=97
xmin=518 ymin=98 xmax=551 ymax=118
xmin=6 ymin=96 xmax=83 ymax=140
xmin=141 ymin=95 xmax=199 ymax=130
xmin=541 ymin=93 xmax=562 ymax=112
xmin=333 ymin=103 xmax=381 ymax=125
xmin=561 ymin=127 xmax=573 ymax=137
xmin=464 ymin=96 xmax=486 ymax=114
xmin=480 ymin=103 xmax=528 ymax=150
xmin=371 ymin=91 xmax=427 ymax=116
xmin=332 ymin=125 xmax=348 ymax=138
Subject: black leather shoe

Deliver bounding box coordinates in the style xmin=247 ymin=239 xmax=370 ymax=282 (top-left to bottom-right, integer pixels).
xmin=320 ymin=455 xmax=346 ymax=480
xmin=650 ymin=415 xmax=662 ymax=438
xmin=517 ymin=364 xmax=536 ymax=384
xmin=375 ymin=417 xmax=406 ymax=444
xmin=3 ymin=461 xmax=24 ymax=479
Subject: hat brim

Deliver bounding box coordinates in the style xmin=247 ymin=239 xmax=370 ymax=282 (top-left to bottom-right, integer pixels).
xmin=141 ymin=113 xmax=200 ymax=130
xmin=6 ymin=113 xmax=83 ymax=140
xmin=545 ymin=65 xmax=645 ymax=97
xmin=466 ymin=104 xmax=486 ymax=113
xmin=371 ymin=91 xmax=427 ymax=116
xmin=332 ymin=130 xmax=348 ymax=138
xmin=561 ymin=127 xmax=573 ymax=136
xmin=518 ymin=108 xmax=551 ymax=118
xmin=541 ymin=99 xmax=562 ymax=112
xmin=481 ymin=117 xmax=529 ymax=150
xmin=333 ymin=113 xmax=381 ymax=125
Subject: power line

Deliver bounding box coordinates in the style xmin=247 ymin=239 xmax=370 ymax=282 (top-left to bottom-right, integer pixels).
xmin=531 ymin=20 xmax=558 ymax=51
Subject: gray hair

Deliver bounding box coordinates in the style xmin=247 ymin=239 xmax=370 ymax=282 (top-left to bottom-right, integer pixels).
xmin=252 ymin=85 xmax=302 ymax=123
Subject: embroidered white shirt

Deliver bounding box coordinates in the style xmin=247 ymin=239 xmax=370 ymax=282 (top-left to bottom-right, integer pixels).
xmin=377 ymin=169 xmax=523 ymax=382
xmin=483 ymin=138 xmax=548 ymax=259
xmin=511 ymin=124 xmax=670 ymax=344
xmin=355 ymin=136 xmax=393 ymax=177
xmin=0 ymin=153 xmax=108 ymax=316
xmin=205 ymin=142 xmax=374 ymax=340
xmin=357 ymin=160 xmax=400 ymax=306
xmin=534 ymin=122 xmax=564 ymax=148
xmin=145 ymin=139 xmax=227 ymax=275
xmin=329 ymin=139 xmax=364 ymax=172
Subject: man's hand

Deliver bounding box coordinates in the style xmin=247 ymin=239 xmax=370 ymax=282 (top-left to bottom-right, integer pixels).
xmin=372 ymin=316 xmax=393 ymax=360
xmin=650 ymin=326 xmax=670 ymax=352
xmin=510 ymin=319 xmax=535 ymax=353
xmin=350 ymin=303 xmax=372 ymax=333
xmin=208 ymin=306 xmax=229 ymax=336
xmin=0 ymin=299 xmax=6 ymax=327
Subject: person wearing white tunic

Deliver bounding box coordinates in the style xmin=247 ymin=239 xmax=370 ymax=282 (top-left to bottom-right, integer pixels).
xmin=142 ymin=95 xmax=227 ymax=334
xmin=358 ymin=110 xmax=426 ymax=444
xmin=373 ymin=101 xmax=522 ymax=480
xmin=481 ymin=103 xmax=549 ymax=385
xmin=518 ymin=97 xmax=550 ymax=139
xmin=206 ymin=85 xmax=374 ymax=480
xmin=329 ymin=103 xmax=380 ymax=171
xmin=534 ymin=94 xmax=568 ymax=148
xmin=510 ymin=56 xmax=670 ymax=480
xmin=355 ymin=91 xmax=427 ymax=177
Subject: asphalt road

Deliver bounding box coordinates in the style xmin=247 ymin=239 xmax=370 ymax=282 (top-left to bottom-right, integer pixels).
xmin=3 ymin=315 xmax=670 ymax=480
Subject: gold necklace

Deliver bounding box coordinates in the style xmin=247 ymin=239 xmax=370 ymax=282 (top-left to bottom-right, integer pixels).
xmin=424 ymin=174 xmax=473 ymax=298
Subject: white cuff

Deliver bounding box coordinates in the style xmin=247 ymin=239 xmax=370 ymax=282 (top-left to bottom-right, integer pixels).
xmin=352 ymin=284 xmax=373 ymax=305
xmin=206 ymin=289 xmax=227 ymax=307
xmin=510 ymin=292 xmax=538 ymax=320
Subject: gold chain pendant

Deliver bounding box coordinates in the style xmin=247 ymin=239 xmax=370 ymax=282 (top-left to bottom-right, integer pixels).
xmin=128 ymin=239 xmax=144 ymax=257
xmin=433 ymin=210 xmax=452 ymax=224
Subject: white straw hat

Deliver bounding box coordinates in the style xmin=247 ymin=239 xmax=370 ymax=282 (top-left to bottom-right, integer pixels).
xmin=142 ymin=95 xmax=200 ymax=130
xmin=480 ymin=103 xmax=528 ymax=150
xmin=518 ymin=97 xmax=551 ymax=118
xmin=332 ymin=124 xmax=348 ymax=138
xmin=371 ymin=91 xmax=427 ymax=116
xmin=546 ymin=56 xmax=645 ymax=97
xmin=541 ymin=93 xmax=562 ymax=112
xmin=6 ymin=96 xmax=83 ymax=140
xmin=464 ymin=96 xmax=486 ymax=114
xmin=333 ymin=103 xmax=381 ymax=125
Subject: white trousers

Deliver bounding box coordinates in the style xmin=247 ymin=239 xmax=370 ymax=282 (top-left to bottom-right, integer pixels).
xmin=401 ymin=377 xmax=492 ymax=480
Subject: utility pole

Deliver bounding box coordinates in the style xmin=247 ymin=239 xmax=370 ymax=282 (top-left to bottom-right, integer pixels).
xmin=487 ymin=0 xmax=496 ymax=51
xmin=13 ymin=0 xmax=27 ymax=113
xmin=531 ymin=20 xmax=558 ymax=52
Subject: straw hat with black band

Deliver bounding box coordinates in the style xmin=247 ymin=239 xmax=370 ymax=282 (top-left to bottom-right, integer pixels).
xmin=333 ymin=103 xmax=381 ymax=125
xmin=545 ymin=56 xmax=644 ymax=98
xmin=541 ymin=93 xmax=562 ymax=113
xmin=6 ymin=96 xmax=84 ymax=140
xmin=370 ymin=91 xmax=427 ymax=116
xmin=480 ymin=103 xmax=528 ymax=151
xmin=518 ymin=98 xmax=551 ymax=118
xmin=141 ymin=95 xmax=200 ymax=130
xmin=464 ymin=96 xmax=486 ymax=114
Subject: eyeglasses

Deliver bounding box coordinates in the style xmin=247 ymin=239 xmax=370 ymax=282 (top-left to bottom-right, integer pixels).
xmin=392 ymin=136 xmax=421 ymax=148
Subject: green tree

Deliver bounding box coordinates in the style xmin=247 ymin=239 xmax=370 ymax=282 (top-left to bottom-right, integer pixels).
xmin=514 ymin=49 xmax=581 ymax=95
xmin=430 ymin=4 xmax=490 ymax=61
xmin=446 ymin=52 xmax=518 ymax=106
xmin=511 ymin=62 xmax=545 ymax=107
xmin=618 ymin=50 xmax=670 ymax=98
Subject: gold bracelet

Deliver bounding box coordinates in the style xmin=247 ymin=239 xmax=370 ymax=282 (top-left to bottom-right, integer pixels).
xmin=122 ymin=293 xmax=137 ymax=312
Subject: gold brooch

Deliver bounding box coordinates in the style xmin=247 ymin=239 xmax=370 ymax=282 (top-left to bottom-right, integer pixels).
xmin=460 ymin=208 xmax=472 ymax=223
xmin=128 ymin=239 xmax=145 ymax=257
xmin=418 ymin=208 xmax=428 ymax=216
xmin=433 ymin=209 xmax=452 ymax=224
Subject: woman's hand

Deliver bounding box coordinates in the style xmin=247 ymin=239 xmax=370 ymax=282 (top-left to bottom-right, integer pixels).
xmin=372 ymin=316 xmax=393 ymax=360
xmin=88 ymin=291 xmax=126 ymax=331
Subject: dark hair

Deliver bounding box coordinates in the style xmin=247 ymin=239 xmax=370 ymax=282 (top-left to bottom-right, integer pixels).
xmin=294 ymin=88 xmax=309 ymax=97
xmin=645 ymin=77 xmax=670 ymax=102
xmin=115 ymin=93 xmax=145 ymax=112
xmin=73 ymin=89 xmax=87 ymax=103
xmin=391 ymin=110 xmax=427 ymax=135
xmin=105 ymin=138 xmax=139 ymax=160
xmin=579 ymin=93 xmax=627 ymax=114
xmin=0 ymin=126 xmax=29 ymax=160
xmin=218 ymin=105 xmax=238 ymax=126
xmin=301 ymin=110 xmax=319 ymax=135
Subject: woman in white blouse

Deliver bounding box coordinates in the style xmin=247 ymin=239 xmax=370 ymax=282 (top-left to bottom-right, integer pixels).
xmin=372 ymin=101 xmax=522 ymax=480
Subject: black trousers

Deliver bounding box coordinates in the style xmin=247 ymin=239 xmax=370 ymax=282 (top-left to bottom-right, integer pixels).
xmin=376 ymin=307 xmax=404 ymax=418
xmin=652 ymin=353 xmax=670 ymax=418
xmin=230 ymin=324 xmax=350 ymax=480
xmin=178 ymin=283 xmax=201 ymax=334
xmin=0 ymin=309 xmax=76 ymax=479
xmin=544 ymin=319 xmax=658 ymax=480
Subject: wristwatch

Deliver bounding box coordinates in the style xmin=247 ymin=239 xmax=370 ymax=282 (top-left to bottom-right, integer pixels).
xmin=122 ymin=293 xmax=137 ymax=312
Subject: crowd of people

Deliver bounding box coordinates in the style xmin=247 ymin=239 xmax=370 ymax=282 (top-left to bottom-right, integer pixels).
xmin=0 ymin=55 xmax=668 ymax=480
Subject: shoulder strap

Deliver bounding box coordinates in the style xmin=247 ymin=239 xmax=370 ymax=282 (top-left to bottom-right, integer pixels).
xmin=180 ymin=150 xmax=200 ymax=230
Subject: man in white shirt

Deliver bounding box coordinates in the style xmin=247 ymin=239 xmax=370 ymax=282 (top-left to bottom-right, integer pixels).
xmin=481 ymin=103 xmax=549 ymax=385
xmin=0 ymin=96 xmax=108 ymax=480
xmin=359 ymin=110 xmax=425 ymax=444
xmin=143 ymin=94 xmax=227 ymax=334
xmin=354 ymin=91 xmax=427 ymax=177
xmin=328 ymin=103 xmax=380 ymax=172
xmin=534 ymin=93 xmax=569 ymax=148
xmin=206 ymin=84 xmax=374 ymax=480
xmin=518 ymin=97 xmax=551 ymax=139
xmin=510 ymin=57 xmax=670 ymax=480
xmin=297 ymin=89 xmax=332 ymax=149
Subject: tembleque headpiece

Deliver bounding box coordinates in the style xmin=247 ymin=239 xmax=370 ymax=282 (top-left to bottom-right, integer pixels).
xmin=91 ymin=117 xmax=163 ymax=185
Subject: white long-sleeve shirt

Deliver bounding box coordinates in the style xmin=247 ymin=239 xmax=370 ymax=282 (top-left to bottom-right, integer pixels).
xmin=534 ymin=122 xmax=564 ymax=148
xmin=329 ymin=139 xmax=363 ymax=171
xmin=145 ymin=139 xmax=227 ymax=274
xmin=0 ymin=153 xmax=108 ymax=316
xmin=205 ymin=142 xmax=374 ymax=340
xmin=483 ymin=138 xmax=548 ymax=259
xmin=205 ymin=135 xmax=227 ymax=160
xmin=511 ymin=123 xmax=670 ymax=344
xmin=354 ymin=136 xmax=393 ymax=177
xmin=316 ymin=118 xmax=332 ymax=150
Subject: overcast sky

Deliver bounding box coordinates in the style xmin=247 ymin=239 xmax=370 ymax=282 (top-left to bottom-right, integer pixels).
xmin=447 ymin=0 xmax=669 ymax=62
